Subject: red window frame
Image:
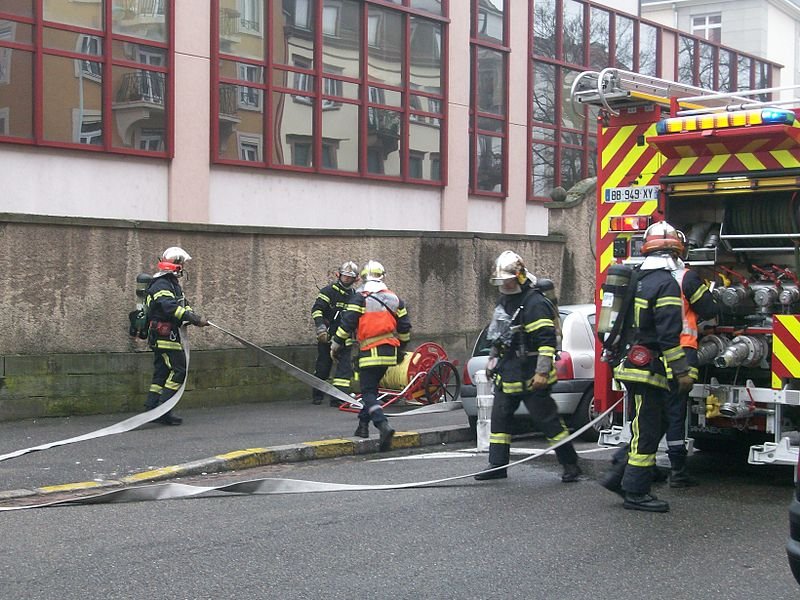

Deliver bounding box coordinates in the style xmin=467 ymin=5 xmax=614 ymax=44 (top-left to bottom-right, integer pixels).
xmin=211 ymin=0 xmax=449 ymax=186
xmin=0 ymin=1 xmax=174 ymax=158
xmin=469 ymin=0 xmax=509 ymax=198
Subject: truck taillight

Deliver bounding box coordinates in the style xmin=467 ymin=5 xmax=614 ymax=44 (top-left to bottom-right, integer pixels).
xmin=556 ymin=351 xmax=574 ymax=380
xmin=609 ymin=216 xmax=651 ymax=232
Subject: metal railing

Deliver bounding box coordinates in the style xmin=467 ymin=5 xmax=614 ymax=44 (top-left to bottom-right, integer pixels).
xmin=116 ymin=71 xmax=165 ymax=105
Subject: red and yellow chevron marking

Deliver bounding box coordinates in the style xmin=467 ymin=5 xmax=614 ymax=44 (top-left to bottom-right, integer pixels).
xmin=772 ymin=315 xmax=800 ymax=388
xmin=596 ymin=121 xmax=661 ymax=278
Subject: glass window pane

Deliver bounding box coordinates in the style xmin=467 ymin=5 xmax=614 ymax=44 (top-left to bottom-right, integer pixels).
xmin=477 ymin=0 xmax=504 ymax=44
xmin=273 ymin=89 xmax=314 ymax=167
xmin=322 ymin=101 xmax=358 ymax=172
xmin=112 ymin=0 xmax=168 ymax=43
xmin=587 ymin=134 xmax=597 ymax=178
xmin=0 ymin=20 xmax=33 ymax=46
xmin=638 ymin=23 xmax=657 ymax=76
xmin=532 ymin=0 xmax=557 ymax=58
xmin=615 ymin=15 xmax=634 ymax=71
xmin=718 ymin=50 xmax=733 ymax=92
xmin=560 ymin=146 xmax=583 ymax=191
xmin=42 ymin=54 xmax=103 ymax=145
xmin=532 ymin=61 xmax=555 ymax=125
xmin=112 ymin=40 xmax=168 ymax=65
xmin=0 ymin=47 xmax=34 ymax=139
xmin=476 ymin=134 xmax=503 ymax=192
xmin=561 ymin=69 xmax=583 ymax=130
xmin=322 ymin=0 xmax=360 ymax=80
xmin=411 ymin=0 xmax=443 ymax=17
xmin=2 ymin=1 xmax=33 ymax=18
xmin=44 ymin=0 xmax=103 ymax=30
xmin=410 ymin=18 xmax=441 ymax=96
xmin=698 ymin=42 xmax=714 ymax=89
xmin=112 ymin=65 xmax=166 ymax=151
xmin=532 ymin=125 xmax=555 ymax=142
xmin=589 ymin=8 xmax=609 ymax=71
xmin=366 ymin=107 xmax=400 ymax=176
xmin=476 ymin=47 xmax=504 ymax=116
xmin=274 ymin=0 xmax=314 ymax=67
xmin=563 ymin=0 xmax=584 ymax=65
xmin=531 ymin=142 xmax=555 ymax=197
xmin=409 ymin=116 xmax=440 ymax=181
xmin=368 ymin=7 xmax=403 ymax=89
xmin=218 ymin=0 xmax=265 ymax=60
xmin=368 ymin=85 xmax=401 ymax=108
xmin=43 ymin=28 xmax=102 ymax=56
xmin=477 ymin=116 xmax=503 ymax=133
xmin=737 ymin=55 xmax=752 ymax=91
xmin=678 ymin=35 xmax=694 ymax=85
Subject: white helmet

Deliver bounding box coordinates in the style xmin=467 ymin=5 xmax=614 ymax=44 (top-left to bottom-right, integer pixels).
xmin=338 ymin=261 xmax=358 ymax=279
xmin=490 ymin=250 xmax=535 ymax=286
xmin=361 ymin=260 xmax=386 ymax=282
xmin=156 ymin=246 xmax=191 ymax=277
xmin=641 ymin=221 xmax=686 ymax=256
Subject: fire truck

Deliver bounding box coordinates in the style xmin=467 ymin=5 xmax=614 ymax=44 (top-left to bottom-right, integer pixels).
xmin=571 ymin=68 xmax=800 ymax=466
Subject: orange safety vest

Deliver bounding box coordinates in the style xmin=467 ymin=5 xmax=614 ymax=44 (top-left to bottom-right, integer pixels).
xmin=357 ymin=290 xmax=400 ymax=351
xmin=673 ymin=269 xmax=699 ymax=349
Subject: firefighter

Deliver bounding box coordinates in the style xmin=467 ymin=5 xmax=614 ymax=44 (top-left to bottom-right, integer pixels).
xmin=598 ymin=222 xmax=694 ymax=512
xmin=666 ymin=234 xmax=718 ymax=487
xmin=474 ymin=251 xmax=581 ymax=483
xmin=330 ymin=260 xmax=411 ymax=451
xmin=311 ymin=261 xmax=359 ymax=406
xmin=144 ymin=247 xmax=209 ymax=426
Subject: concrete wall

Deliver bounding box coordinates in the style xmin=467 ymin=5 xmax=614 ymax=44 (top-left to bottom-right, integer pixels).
xmin=0 ymin=214 xmax=567 ymax=420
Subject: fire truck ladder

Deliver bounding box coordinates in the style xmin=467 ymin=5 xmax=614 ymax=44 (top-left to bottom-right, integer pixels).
xmin=570 ymin=67 xmax=755 ymax=116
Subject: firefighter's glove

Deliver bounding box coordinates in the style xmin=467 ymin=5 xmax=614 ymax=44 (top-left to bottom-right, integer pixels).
xmin=315 ymin=325 xmax=329 ymax=344
xmin=486 ymin=356 xmax=498 ymax=379
xmin=677 ymin=373 xmax=694 ymax=395
xmin=396 ymin=343 xmax=408 ymax=364
xmin=330 ymin=340 xmax=343 ymax=361
xmin=187 ymin=312 xmax=209 ymax=327
xmin=531 ymin=373 xmax=549 ymax=390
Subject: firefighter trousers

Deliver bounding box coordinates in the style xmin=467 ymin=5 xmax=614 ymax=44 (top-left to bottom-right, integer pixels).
xmin=313 ymin=342 xmax=353 ymax=402
xmin=487 ymin=387 xmax=578 ymax=467
xmin=621 ymin=382 xmax=670 ymax=495
xmin=665 ymin=347 xmax=696 ymax=469
xmin=357 ymin=365 xmax=389 ymax=425
xmin=145 ymin=347 xmax=187 ymax=410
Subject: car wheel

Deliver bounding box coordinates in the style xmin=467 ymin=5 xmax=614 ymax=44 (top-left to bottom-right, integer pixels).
xmin=467 ymin=415 xmax=478 ymax=440
xmin=570 ymin=387 xmax=611 ymax=442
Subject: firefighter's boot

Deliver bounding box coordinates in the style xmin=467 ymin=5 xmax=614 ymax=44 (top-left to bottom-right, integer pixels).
xmin=598 ymin=447 xmax=628 ymax=497
xmin=561 ymin=463 xmax=582 ymax=483
xmin=669 ymin=463 xmax=699 ymax=488
xmin=623 ymin=492 xmax=670 ymax=513
xmin=376 ymin=420 xmax=395 ymax=452
xmin=156 ymin=411 xmax=183 ymax=426
xmin=474 ymin=465 xmax=508 ymax=480
xmin=354 ymin=420 xmax=370 ymax=439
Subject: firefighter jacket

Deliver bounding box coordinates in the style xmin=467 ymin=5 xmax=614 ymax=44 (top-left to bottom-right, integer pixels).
xmin=145 ymin=274 xmax=199 ymax=351
xmin=332 ymin=284 xmax=411 ymax=368
xmin=311 ymin=281 xmax=354 ymax=338
xmin=673 ymin=267 xmax=718 ymax=350
xmin=491 ymin=282 xmax=558 ymax=395
xmin=613 ymin=268 xmax=690 ymax=391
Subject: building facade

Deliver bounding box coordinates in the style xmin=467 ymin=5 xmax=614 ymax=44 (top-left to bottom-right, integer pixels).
xmin=0 ymin=1 xmax=782 ymax=236
xmin=641 ymin=0 xmax=800 ymax=100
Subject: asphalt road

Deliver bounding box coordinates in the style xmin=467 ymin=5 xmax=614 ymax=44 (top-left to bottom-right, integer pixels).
xmin=1 ymin=442 xmax=796 ymax=600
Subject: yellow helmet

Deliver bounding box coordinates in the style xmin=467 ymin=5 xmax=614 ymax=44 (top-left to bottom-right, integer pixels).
xmin=361 ymin=260 xmax=386 ymax=282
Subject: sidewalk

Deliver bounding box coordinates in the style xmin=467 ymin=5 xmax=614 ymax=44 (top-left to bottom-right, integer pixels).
xmin=0 ymin=399 xmax=472 ymax=499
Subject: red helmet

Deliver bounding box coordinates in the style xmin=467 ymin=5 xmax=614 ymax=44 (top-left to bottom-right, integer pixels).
xmin=641 ymin=222 xmax=685 ymax=256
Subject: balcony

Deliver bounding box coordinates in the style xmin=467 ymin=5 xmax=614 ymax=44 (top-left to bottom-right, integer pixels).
xmin=219 ymin=7 xmax=242 ymax=49
xmin=113 ymin=71 xmax=165 ymax=147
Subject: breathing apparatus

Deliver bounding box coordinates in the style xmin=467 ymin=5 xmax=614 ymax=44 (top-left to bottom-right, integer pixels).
xmin=128 ymin=273 xmax=153 ymax=340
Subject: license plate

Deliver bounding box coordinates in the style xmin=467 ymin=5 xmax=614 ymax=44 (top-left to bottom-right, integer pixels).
xmin=604 ymin=185 xmax=659 ymax=203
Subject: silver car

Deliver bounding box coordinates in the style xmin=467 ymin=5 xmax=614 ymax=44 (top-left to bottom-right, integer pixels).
xmin=460 ymin=304 xmax=610 ymax=442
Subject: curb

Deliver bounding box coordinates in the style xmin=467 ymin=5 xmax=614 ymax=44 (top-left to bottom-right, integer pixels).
xmin=0 ymin=425 xmax=473 ymax=501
